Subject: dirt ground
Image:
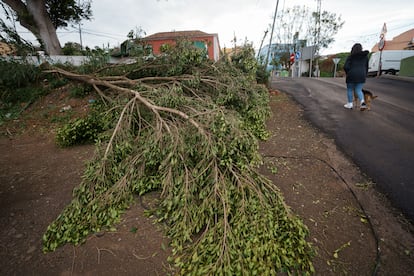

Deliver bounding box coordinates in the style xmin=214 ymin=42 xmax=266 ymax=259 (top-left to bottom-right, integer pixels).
xmin=1 ymin=88 xmax=413 ymax=275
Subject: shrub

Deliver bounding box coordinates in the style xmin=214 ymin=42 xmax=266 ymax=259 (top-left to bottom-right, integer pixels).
xmin=0 ymin=59 xmax=41 ymax=93
xmin=55 ymin=102 xmax=110 ymax=147
xmin=0 ymin=59 xmax=44 ymax=122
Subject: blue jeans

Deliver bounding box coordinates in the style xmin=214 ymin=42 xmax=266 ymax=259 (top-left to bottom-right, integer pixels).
xmin=346 ymin=83 xmax=364 ymax=103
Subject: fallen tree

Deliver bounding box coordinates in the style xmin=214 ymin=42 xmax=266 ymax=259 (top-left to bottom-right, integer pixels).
xmin=42 ymin=42 xmax=314 ymax=275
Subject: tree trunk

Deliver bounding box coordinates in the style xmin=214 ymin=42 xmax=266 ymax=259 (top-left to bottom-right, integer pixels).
xmin=2 ymin=0 xmax=62 ymax=55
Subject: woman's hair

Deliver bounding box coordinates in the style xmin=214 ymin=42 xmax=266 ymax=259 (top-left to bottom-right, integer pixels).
xmin=351 ymin=43 xmax=363 ymax=54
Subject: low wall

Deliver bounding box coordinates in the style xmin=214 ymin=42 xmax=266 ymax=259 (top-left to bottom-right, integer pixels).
xmin=0 ymin=55 xmax=135 ymax=66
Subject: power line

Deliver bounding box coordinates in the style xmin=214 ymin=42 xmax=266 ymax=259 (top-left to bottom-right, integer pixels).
xmin=78 ymin=27 xmax=126 ymax=39
xmin=80 ymin=30 xmax=122 ymax=41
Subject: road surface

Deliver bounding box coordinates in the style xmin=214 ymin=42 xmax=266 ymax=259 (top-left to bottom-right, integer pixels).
xmin=271 ymin=76 xmax=414 ymax=221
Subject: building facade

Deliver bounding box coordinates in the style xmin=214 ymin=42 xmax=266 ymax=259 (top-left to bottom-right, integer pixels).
xmin=143 ymin=30 xmax=220 ymax=61
xmin=371 ymin=28 xmax=414 ymax=52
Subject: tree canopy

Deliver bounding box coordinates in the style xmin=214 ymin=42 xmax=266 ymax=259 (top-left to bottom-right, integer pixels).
xmin=275 ymin=5 xmax=344 ymax=50
xmin=0 ymin=0 xmax=92 ymax=54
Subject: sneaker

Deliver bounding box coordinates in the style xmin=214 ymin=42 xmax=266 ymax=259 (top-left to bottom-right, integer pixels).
xmin=360 ymin=103 xmax=367 ymax=111
xmin=344 ymin=103 xmax=353 ymax=109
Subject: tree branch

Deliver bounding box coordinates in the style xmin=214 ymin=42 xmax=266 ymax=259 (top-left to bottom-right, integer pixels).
xmin=45 ymin=67 xmax=205 ymax=135
xmin=2 ymin=0 xmax=39 ymax=37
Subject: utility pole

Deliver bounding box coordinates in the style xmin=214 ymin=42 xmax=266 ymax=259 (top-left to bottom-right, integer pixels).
xmin=316 ymin=0 xmax=321 ymax=50
xmin=264 ymin=0 xmax=280 ymax=71
xmin=79 ymin=23 xmax=83 ymax=50
xmin=309 ymin=0 xmax=322 ymax=77
xmin=78 ymin=0 xmax=83 ymax=50
xmin=232 ymin=32 xmax=237 ymax=51
xmin=257 ymin=29 xmax=268 ymax=60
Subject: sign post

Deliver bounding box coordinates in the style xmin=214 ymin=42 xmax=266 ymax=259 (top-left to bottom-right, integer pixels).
xmin=332 ymin=58 xmax=340 ymax=78
xmin=295 ymin=51 xmax=301 ymax=77
xmin=377 ymin=23 xmax=387 ymax=76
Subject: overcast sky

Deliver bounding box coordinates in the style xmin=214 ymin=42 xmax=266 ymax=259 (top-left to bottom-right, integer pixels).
xmin=2 ymin=0 xmax=414 ymax=55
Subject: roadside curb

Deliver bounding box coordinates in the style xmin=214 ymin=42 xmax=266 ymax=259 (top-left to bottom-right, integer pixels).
xmin=379 ymin=74 xmax=414 ymax=83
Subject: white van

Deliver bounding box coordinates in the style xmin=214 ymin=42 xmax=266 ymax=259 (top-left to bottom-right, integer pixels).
xmin=368 ymin=50 xmax=414 ymax=76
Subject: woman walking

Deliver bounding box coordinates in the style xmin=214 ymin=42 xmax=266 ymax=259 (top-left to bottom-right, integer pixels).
xmin=343 ymin=43 xmax=369 ymax=110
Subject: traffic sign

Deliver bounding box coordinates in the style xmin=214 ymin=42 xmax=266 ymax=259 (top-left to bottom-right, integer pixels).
xmin=290 ymin=53 xmax=295 ymax=63
xmin=381 ymin=23 xmax=387 ymax=36
xmin=295 ymin=51 xmax=301 ymax=60
xmin=378 ymin=38 xmax=385 ymax=51
xmin=378 ymin=23 xmax=387 ymax=51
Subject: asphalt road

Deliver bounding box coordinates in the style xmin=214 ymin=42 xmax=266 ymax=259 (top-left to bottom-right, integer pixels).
xmin=271 ymin=75 xmax=414 ymax=221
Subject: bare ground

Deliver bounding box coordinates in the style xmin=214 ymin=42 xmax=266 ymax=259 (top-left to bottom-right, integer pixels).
xmin=0 ymin=88 xmax=413 ymax=275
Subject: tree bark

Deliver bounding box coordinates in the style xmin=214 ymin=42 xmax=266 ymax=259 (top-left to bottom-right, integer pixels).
xmin=2 ymin=0 xmax=62 ymax=55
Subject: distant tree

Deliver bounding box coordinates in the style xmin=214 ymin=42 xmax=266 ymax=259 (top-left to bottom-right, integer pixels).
xmin=0 ymin=0 xmax=92 ymax=55
xmin=309 ymin=10 xmax=345 ymax=51
xmin=270 ymin=50 xmax=291 ymax=71
xmin=271 ymin=5 xmax=344 ymax=65
xmin=62 ymin=41 xmax=82 ymax=55
xmin=126 ymin=26 xmax=146 ymax=40
xmin=122 ymin=26 xmax=149 ymax=57
xmin=276 ymin=6 xmax=310 ymax=51
xmin=262 ymin=6 xmax=310 ymax=70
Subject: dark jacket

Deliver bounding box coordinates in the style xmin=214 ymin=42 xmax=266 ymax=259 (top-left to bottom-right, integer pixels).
xmin=344 ymin=50 xmax=369 ymax=83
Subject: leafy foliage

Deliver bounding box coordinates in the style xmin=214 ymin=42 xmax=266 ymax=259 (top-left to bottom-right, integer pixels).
xmin=0 ymin=59 xmax=40 ymax=90
xmin=309 ymin=10 xmax=345 ymax=49
xmin=319 ymin=52 xmax=349 ymax=77
xmin=42 ymin=42 xmax=314 ymax=274
xmin=62 ymin=42 xmax=83 ymax=56
xmin=55 ymin=102 xmax=109 ymax=147
xmin=45 ymin=0 xmax=92 ymax=28
xmin=228 ymin=45 xmax=258 ymax=81
xmin=256 ymin=63 xmax=270 ymax=84
xmin=0 ymin=59 xmax=45 ymax=121
xmin=0 ymin=18 xmax=34 ymax=55
xmin=69 ymin=83 xmax=92 ymax=98
xmin=77 ymin=47 xmax=111 ymax=74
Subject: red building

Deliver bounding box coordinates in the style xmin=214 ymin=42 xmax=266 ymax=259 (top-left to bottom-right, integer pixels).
xmin=143 ymin=30 xmax=220 ymax=61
